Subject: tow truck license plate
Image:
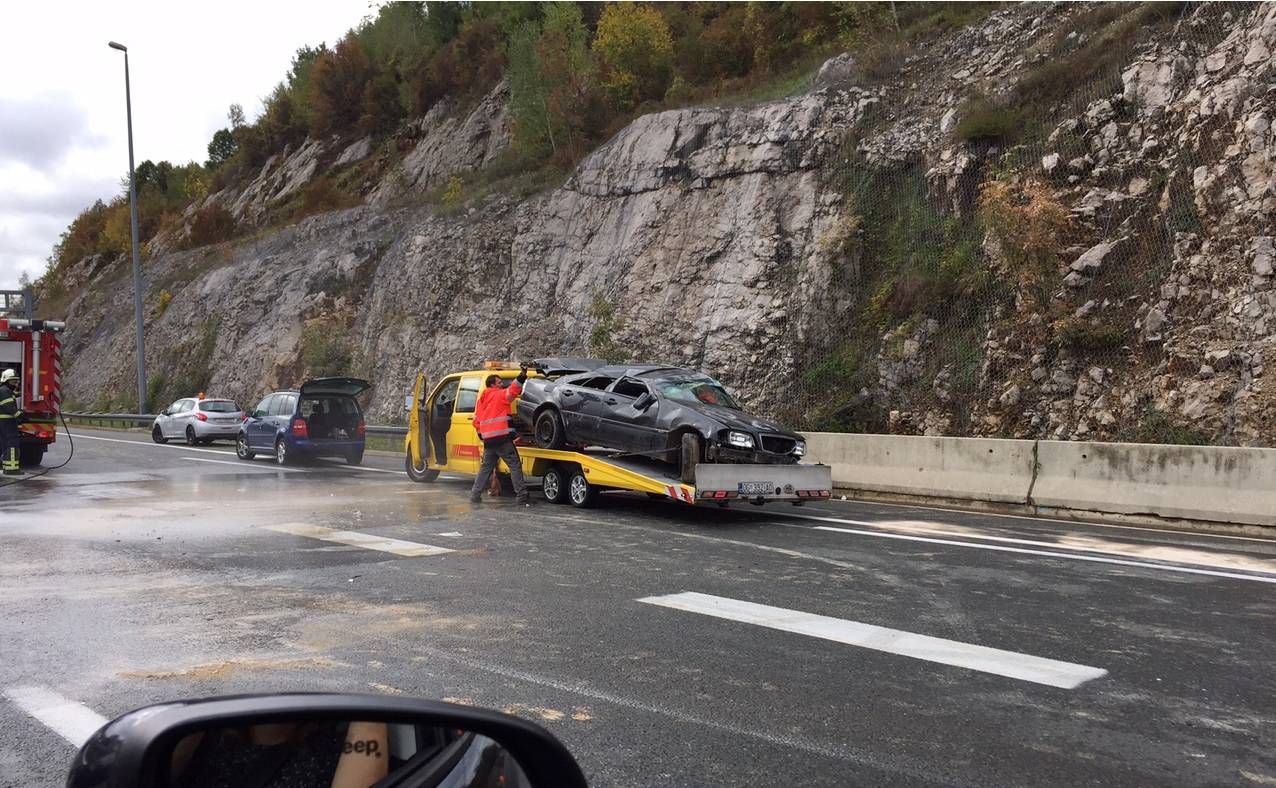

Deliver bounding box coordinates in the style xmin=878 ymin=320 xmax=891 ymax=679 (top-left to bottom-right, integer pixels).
xmin=738 ymin=481 xmax=773 ymax=495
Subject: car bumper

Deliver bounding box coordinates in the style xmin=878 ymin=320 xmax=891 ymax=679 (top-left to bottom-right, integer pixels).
xmin=709 ymin=445 xmax=801 ymax=464
xmin=193 ymin=421 xmax=243 ymax=438
xmin=288 ymin=438 xmax=365 ymax=456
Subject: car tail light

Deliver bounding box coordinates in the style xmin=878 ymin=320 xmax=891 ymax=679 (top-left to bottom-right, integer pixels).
xmin=241 ymin=414 xmax=248 ymax=422
xmin=195 ymin=412 xmax=208 ymax=421
xmin=291 ymin=418 xmax=308 ymax=438
xmin=356 ymin=420 xmax=366 ymax=437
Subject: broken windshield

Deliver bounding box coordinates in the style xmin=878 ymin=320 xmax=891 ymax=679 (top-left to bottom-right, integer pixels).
xmin=656 ymin=379 xmax=739 ymax=409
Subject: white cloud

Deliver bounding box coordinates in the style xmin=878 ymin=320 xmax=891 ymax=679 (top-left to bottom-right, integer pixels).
xmin=0 ymin=0 xmax=366 ymax=290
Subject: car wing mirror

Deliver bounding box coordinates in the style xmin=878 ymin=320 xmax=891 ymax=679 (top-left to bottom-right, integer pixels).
xmin=68 ymin=693 xmax=589 ymax=788
xmin=633 ymin=393 xmax=655 ymax=411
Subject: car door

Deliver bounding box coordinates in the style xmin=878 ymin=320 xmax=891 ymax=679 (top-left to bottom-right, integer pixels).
xmin=159 ymin=399 xmax=185 ymax=438
xmin=427 ymin=377 xmax=461 ymax=467
xmin=448 ymin=376 xmax=483 ymax=474
xmin=600 ymin=378 xmax=663 ymax=452
xmin=247 ymin=395 xmax=276 ymax=449
xmin=563 ymin=375 xmax=614 ymax=445
xmin=271 ymin=394 xmax=298 ymax=443
xmin=171 ymin=399 xmax=196 ymax=438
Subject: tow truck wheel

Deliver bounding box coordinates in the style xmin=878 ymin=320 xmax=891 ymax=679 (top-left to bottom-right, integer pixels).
xmin=405 ymin=450 xmax=440 ymax=482
xmin=151 ymin=425 xmax=168 ymax=444
xmin=542 ymin=466 xmax=568 ymax=504
xmin=534 ymin=408 xmax=567 ymax=450
xmin=185 ymin=426 xmax=198 ymax=446
xmin=236 ymin=434 xmax=255 ymax=460
xmin=567 ymin=469 xmax=596 ymax=508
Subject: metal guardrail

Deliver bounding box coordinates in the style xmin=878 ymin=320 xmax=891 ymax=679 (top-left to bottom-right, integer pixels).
xmin=63 ymin=412 xmax=409 ymax=436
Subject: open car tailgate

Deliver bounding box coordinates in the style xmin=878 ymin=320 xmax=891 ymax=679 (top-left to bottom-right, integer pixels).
xmin=299 ymin=377 xmax=371 ymax=398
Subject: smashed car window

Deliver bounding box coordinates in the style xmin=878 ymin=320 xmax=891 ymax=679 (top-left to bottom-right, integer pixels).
xmin=611 ymin=378 xmax=648 ymax=398
xmin=578 ymin=376 xmax=614 ymax=391
xmin=657 ymin=379 xmax=739 ymax=409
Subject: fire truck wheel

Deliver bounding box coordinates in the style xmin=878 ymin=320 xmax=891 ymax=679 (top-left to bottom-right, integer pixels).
xmin=18 ymin=444 xmax=44 ymax=467
xmin=152 ymin=425 xmax=168 ymax=444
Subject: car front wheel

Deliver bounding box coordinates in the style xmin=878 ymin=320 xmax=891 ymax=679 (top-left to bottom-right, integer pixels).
xmin=152 ymin=425 xmax=167 ymax=444
xmin=679 ymin=433 xmax=702 ymax=485
xmin=236 ymin=434 xmax=255 ymax=460
xmin=405 ymin=449 xmax=440 ymax=482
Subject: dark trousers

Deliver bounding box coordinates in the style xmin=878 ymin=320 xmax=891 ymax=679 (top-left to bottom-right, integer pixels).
xmin=471 ymin=438 xmax=528 ymax=502
xmin=0 ymin=421 xmax=19 ymax=473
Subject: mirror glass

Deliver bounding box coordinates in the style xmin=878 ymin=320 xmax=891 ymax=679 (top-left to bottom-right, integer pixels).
xmin=404 ymin=394 xmax=414 ymax=413
xmin=162 ymin=717 xmax=532 ymax=788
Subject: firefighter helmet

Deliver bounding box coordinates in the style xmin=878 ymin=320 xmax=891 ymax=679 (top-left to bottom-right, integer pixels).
xmin=0 ymin=369 xmax=15 ymax=384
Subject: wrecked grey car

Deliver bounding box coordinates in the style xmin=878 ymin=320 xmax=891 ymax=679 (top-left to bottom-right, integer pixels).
xmin=516 ymin=363 xmax=806 ymax=482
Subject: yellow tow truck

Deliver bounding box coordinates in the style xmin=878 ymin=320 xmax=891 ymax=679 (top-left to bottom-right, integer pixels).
xmin=403 ymin=360 xmax=832 ymax=508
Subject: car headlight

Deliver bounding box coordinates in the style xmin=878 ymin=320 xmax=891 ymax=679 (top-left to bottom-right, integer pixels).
xmin=727 ymin=431 xmax=754 ymax=449
xmin=793 ymin=440 xmax=806 ymax=457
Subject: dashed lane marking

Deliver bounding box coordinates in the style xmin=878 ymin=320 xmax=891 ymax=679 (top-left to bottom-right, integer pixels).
xmin=265 ymin=522 xmax=455 ymax=557
xmin=4 ymin=686 xmax=109 ymax=748
xmin=639 ymin=592 xmax=1108 ymax=690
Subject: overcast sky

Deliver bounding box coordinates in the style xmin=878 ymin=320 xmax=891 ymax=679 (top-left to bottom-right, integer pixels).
xmin=0 ymin=1 xmax=369 ymax=290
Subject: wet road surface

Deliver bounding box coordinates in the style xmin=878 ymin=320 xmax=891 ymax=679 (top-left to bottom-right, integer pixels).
xmin=2 ymin=427 xmax=1275 ymax=786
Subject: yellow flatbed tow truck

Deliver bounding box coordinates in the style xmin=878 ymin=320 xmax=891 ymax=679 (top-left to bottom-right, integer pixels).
xmin=403 ymin=362 xmax=832 ymax=508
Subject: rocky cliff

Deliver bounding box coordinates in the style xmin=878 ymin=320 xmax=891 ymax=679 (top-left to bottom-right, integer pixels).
xmin=53 ymin=2 xmax=1276 ymax=446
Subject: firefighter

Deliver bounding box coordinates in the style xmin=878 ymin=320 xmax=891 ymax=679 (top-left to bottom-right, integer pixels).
xmin=469 ymin=365 xmax=531 ymax=506
xmin=0 ymin=368 xmax=22 ymax=475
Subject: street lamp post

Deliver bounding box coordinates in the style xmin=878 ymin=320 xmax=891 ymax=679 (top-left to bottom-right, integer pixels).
xmin=108 ymin=40 xmax=147 ymax=414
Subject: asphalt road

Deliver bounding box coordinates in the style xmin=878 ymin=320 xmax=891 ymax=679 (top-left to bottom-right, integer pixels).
xmin=2 ymin=426 xmax=1275 ymax=787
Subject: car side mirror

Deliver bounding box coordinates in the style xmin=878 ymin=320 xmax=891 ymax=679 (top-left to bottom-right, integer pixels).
xmin=633 ymin=393 xmax=655 ymax=411
xmin=67 ymin=693 xmax=589 ymax=788
xmin=160 ymin=409 xmax=169 ymax=416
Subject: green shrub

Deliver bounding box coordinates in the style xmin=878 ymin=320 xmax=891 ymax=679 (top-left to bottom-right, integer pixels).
xmin=440 ymin=175 xmax=465 ymax=211
xmin=1054 ymin=319 xmax=1124 ymax=352
xmin=1121 ymin=406 xmax=1211 ymax=446
xmin=587 ymin=294 xmax=626 ymax=363
xmin=185 ymin=204 xmax=238 ymax=249
xmin=955 ymin=94 xmax=1020 ymax=143
xmin=300 ymin=323 xmax=353 ymax=376
xmin=156 ymin=289 xmax=174 ymax=317
xmin=295 ymin=177 xmax=359 ymax=220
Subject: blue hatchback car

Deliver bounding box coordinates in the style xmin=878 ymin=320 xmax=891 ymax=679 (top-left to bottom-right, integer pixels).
xmin=236 ymin=377 xmax=370 ymax=466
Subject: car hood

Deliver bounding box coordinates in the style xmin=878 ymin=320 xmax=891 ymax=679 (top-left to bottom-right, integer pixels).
xmin=674 ymin=400 xmax=802 ymax=439
xmin=299 ymin=377 xmax=370 ymax=398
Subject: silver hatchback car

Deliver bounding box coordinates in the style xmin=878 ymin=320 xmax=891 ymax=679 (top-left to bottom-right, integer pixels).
xmin=152 ymin=397 xmax=244 ymax=445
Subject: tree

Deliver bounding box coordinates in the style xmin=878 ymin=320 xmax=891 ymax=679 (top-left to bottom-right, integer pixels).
xmin=592 ymin=2 xmax=674 ymax=110
xmin=309 ymin=37 xmax=372 ymax=135
xmin=360 ymin=72 xmax=405 ymax=135
xmin=228 ymin=103 xmax=246 ymax=129
xmin=510 ymin=3 xmax=596 ymax=159
xmin=206 ymin=129 xmax=238 ymax=169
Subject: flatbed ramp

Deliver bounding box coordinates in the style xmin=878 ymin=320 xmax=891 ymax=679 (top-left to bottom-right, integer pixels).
xmin=514 ymin=445 xmax=832 ymax=508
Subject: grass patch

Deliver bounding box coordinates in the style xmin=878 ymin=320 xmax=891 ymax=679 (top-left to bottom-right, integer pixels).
xmin=955 ymin=94 xmax=1021 ymax=144
xmin=1120 ymin=406 xmax=1212 ymax=446
xmin=300 ymin=323 xmax=354 ymax=377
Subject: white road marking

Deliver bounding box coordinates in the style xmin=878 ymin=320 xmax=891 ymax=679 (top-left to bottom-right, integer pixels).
xmin=4 ymin=686 xmax=109 ymax=748
xmin=181 ymin=457 xmax=305 ymax=472
xmin=803 ymin=523 xmax=1276 ymax=585
xmin=639 ymin=592 xmax=1108 ymax=690
xmin=74 ymin=432 xmax=237 ymax=456
xmin=343 ymin=465 xmax=405 ymax=475
xmin=265 ymin=522 xmax=454 ymax=557
xmin=775 ymin=512 xmax=1276 ymax=577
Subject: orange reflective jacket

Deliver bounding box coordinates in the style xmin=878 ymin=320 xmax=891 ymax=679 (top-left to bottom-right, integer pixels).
xmin=473 ymin=380 xmax=522 ymax=442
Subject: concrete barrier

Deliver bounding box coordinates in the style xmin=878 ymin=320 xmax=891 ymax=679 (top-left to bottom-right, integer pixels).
xmin=1030 ymin=440 xmax=1276 ymax=527
xmin=803 ymin=432 xmax=1036 ymax=505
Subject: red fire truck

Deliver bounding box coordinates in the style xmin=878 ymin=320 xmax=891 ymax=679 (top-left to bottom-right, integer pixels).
xmin=0 ymin=290 xmax=64 ymax=466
